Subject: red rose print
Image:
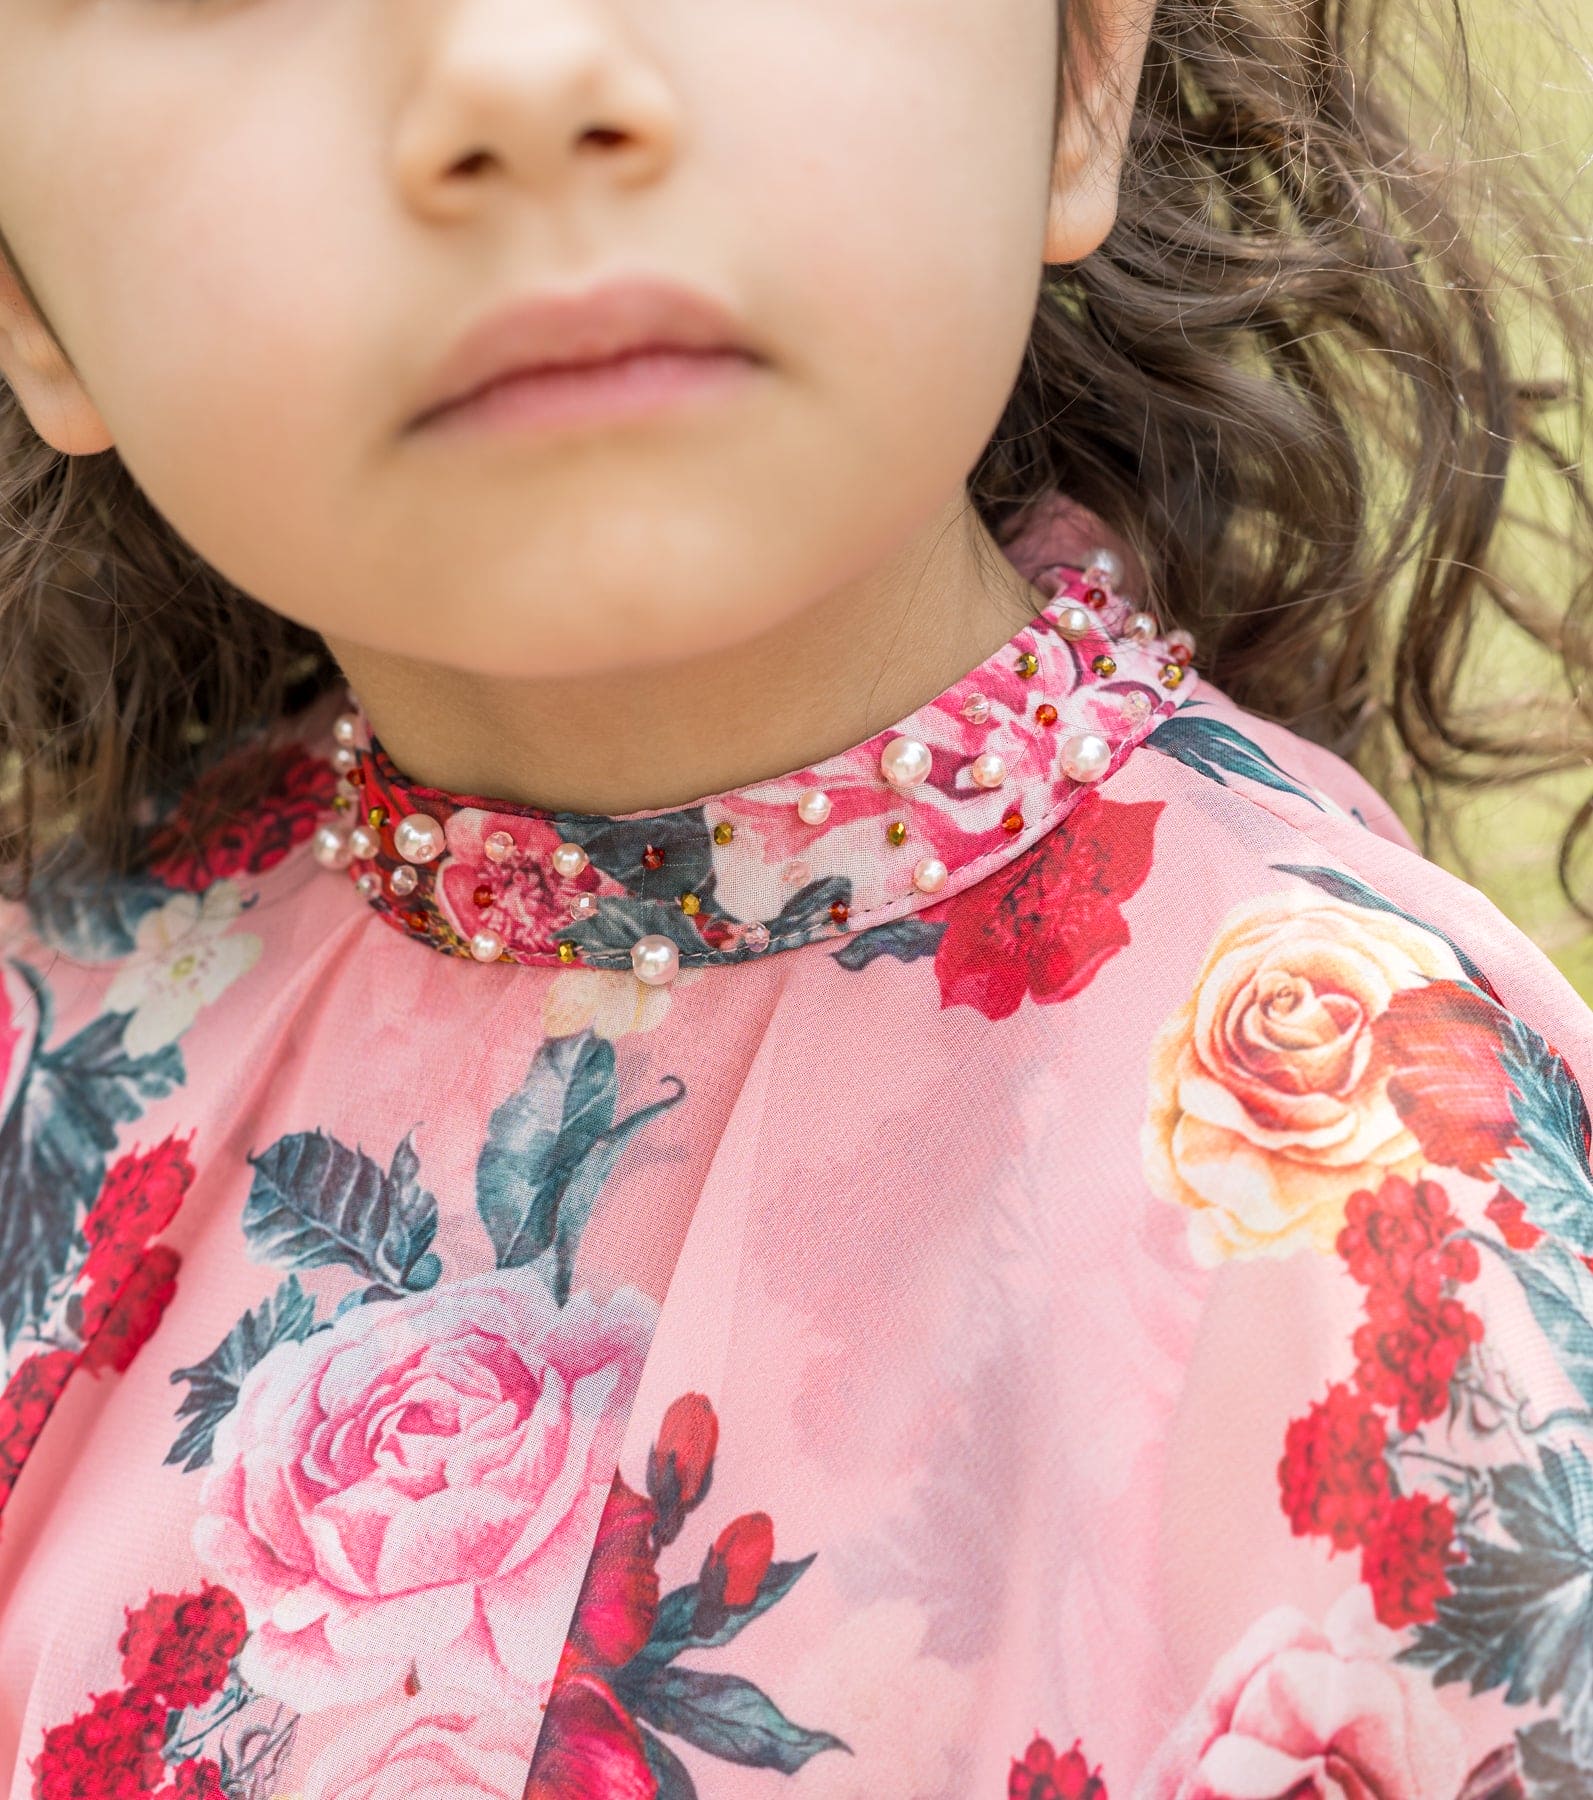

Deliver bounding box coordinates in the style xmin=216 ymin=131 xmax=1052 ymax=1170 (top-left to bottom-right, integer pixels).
xmin=145 ymin=739 xmax=340 ymax=891
xmin=29 ymin=1684 xmax=168 ymax=1800
xmin=1360 ymin=1492 xmax=1463 ymax=1628
xmin=1370 ymin=981 xmax=1520 ymax=1178
xmin=565 ymin=1476 xmax=661 ymax=1673
xmin=82 ymin=1244 xmax=182 ymax=1376
xmin=1009 ymin=1733 xmax=1108 ymax=1799
xmin=647 ymin=1390 xmax=719 ymax=1547
xmin=931 ymin=794 xmax=1163 ymax=1020
xmin=522 ymin=1670 xmax=656 ymax=1800
xmin=0 ymin=1348 xmax=76 ymax=1527
xmin=701 ymin=1511 xmax=775 ymax=1608
xmin=1277 ymin=1382 xmax=1392 ymax=1550
xmin=118 ymin=1583 xmax=248 ymax=1709
xmin=81 ymin=1133 xmax=199 ymax=1296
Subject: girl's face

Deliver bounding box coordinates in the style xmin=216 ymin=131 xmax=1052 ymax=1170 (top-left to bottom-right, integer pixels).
xmin=0 ymin=0 xmax=1149 ymax=685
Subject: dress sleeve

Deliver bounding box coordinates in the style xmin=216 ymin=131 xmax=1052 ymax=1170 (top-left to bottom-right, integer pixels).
xmin=1130 ymin=698 xmax=1593 ymax=1800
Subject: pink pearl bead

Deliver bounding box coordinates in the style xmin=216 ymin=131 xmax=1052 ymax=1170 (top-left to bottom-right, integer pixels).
xmin=970 ymin=753 xmax=1006 ymax=789
xmin=312 ymin=823 xmax=354 ymax=870
xmin=1056 ymin=605 xmax=1093 ymax=642
xmin=1060 ymin=732 xmax=1113 ymax=783
xmin=469 ymin=929 xmax=505 ymax=963
xmin=912 ymin=857 xmax=948 ymax=893
xmin=552 ymin=841 xmax=589 ymax=878
xmin=796 ymin=789 xmax=832 ymax=825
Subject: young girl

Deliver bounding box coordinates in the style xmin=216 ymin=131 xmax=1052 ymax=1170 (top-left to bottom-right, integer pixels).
xmin=0 ymin=0 xmax=1589 ymax=1792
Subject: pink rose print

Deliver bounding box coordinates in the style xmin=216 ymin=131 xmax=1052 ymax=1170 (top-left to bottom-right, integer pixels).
xmin=191 ymin=1266 xmax=656 ymax=1712
xmin=1139 ymin=1587 xmax=1466 ymax=1800
xmin=299 ymin=1693 xmax=543 ymax=1800
xmin=434 ymin=811 xmax=628 ymax=958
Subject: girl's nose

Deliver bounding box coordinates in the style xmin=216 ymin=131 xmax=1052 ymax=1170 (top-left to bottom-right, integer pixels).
xmin=389 ymin=0 xmax=680 ymax=224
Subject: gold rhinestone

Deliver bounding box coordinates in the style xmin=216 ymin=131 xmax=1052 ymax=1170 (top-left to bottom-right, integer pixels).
xmin=1161 ymin=662 xmax=1186 ymax=688
xmin=557 ymin=941 xmax=577 ymax=964
xmin=886 ymin=820 xmax=908 ymax=847
xmin=332 ymin=794 xmax=352 ymax=813
xmin=368 ymin=805 xmax=388 ymax=828
xmin=1015 ymin=651 xmax=1039 ymax=678
xmin=712 ymin=822 xmax=734 ymax=845
xmin=1092 ymin=654 xmax=1118 ymax=678
xmin=679 ymin=893 xmax=702 ymax=916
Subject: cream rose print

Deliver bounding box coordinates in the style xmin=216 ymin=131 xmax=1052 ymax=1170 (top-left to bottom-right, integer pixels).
xmin=29 ymin=1026 xmax=845 ymax=1796
xmin=1142 ymin=887 xmax=1465 ymax=1262
xmin=1142 ymin=870 xmax=1593 ymax=1796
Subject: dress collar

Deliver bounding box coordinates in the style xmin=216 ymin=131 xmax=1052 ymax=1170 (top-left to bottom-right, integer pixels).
xmin=312 ymin=515 xmax=1198 ymax=980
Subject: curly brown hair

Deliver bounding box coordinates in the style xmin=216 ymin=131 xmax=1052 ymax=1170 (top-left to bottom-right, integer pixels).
xmin=2 ymin=0 xmax=1590 ymax=915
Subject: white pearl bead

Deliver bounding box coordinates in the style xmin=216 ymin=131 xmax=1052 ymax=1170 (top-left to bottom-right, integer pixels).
xmin=394 ymin=812 xmax=447 ymax=864
xmin=1060 ymin=731 xmax=1113 ymax=783
xmin=1056 ymin=605 xmax=1094 ymax=642
xmin=348 ymin=824 xmax=381 ymax=860
xmin=311 ymin=822 xmax=354 ymax=870
xmin=330 ymin=745 xmax=359 ymax=776
xmin=355 ymin=871 xmax=382 ymax=899
xmin=970 ymin=753 xmax=1007 ymax=789
xmin=551 ymin=842 xmax=589 ymax=878
xmin=796 ymin=788 xmax=832 ymax=826
xmin=469 ymin=929 xmax=505 ymax=963
xmin=912 ymin=856 xmax=948 ymax=893
xmin=389 ymin=864 xmax=419 ymax=897
xmin=631 ymin=934 xmax=681 ymax=985
xmin=333 ymin=712 xmax=359 ymax=747
xmin=483 ymin=829 xmax=516 ymax=863
xmin=1086 ymin=547 xmax=1124 ymax=588
xmin=1124 ymin=611 xmax=1158 ymax=643
xmin=880 ymin=736 xmax=933 ymax=787
xmin=960 ymin=693 xmax=992 ymax=725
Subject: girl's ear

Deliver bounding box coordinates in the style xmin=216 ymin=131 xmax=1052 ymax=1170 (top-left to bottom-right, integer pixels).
xmin=0 ymin=247 xmax=114 ymax=454
xmin=1044 ymin=0 xmax=1156 ymax=265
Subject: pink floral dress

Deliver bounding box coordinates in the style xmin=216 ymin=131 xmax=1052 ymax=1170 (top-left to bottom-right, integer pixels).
xmin=2 ymin=492 xmax=1591 ymax=1800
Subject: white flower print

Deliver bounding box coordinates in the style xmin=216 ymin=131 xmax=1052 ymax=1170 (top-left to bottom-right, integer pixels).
xmin=103 ymin=883 xmax=263 ymax=1057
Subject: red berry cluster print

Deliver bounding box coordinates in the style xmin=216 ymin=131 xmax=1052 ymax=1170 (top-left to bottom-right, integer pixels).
xmin=1278 ymin=1174 xmax=1478 ymax=1627
xmin=143 ymin=738 xmax=340 ymax=892
xmin=31 ymin=1583 xmax=243 ymax=1800
xmin=1009 ymin=1733 xmax=1108 ymax=1799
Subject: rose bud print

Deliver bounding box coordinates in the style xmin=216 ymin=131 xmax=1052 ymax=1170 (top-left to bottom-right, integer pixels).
xmin=1009 ymin=1732 xmax=1108 ymax=1800
xmin=646 ymin=1391 xmax=719 ymax=1548
xmin=693 ymin=1510 xmax=774 ymax=1636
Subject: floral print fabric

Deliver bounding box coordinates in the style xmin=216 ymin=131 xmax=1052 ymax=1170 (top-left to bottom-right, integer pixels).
xmin=2 ymin=492 xmax=1593 ymax=1799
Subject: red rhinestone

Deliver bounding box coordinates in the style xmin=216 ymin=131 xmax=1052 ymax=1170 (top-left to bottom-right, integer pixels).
xmin=1001 ymin=810 xmax=1024 ymax=835
xmin=1168 ymin=641 xmax=1195 ymax=666
xmin=472 ymin=883 xmax=493 ymax=909
xmin=1082 ymin=585 xmax=1108 ymax=609
xmin=829 ymin=900 xmax=850 ymax=926
xmin=1035 ymin=703 xmax=1058 ymax=726
xmin=642 ymin=845 xmax=666 ymax=871
xmin=405 ymin=909 xmax=428 ymax=931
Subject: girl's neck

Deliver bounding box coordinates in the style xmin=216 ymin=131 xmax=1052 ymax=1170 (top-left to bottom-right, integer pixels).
xmin=321 ymin=498 xmax=1047 ymax=818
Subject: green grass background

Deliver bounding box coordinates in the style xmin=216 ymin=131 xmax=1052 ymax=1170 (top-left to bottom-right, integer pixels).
xmin=1392 ymin=0 xmax=1591 ymax=998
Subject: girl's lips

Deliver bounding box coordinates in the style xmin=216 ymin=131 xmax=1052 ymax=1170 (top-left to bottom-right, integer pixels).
xmin=411 ymin=346 xmax=760 ymax=439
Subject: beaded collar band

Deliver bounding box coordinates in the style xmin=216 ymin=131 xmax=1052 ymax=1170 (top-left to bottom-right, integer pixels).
xmin=312 ymin=552 xmax=1199 ymax=981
